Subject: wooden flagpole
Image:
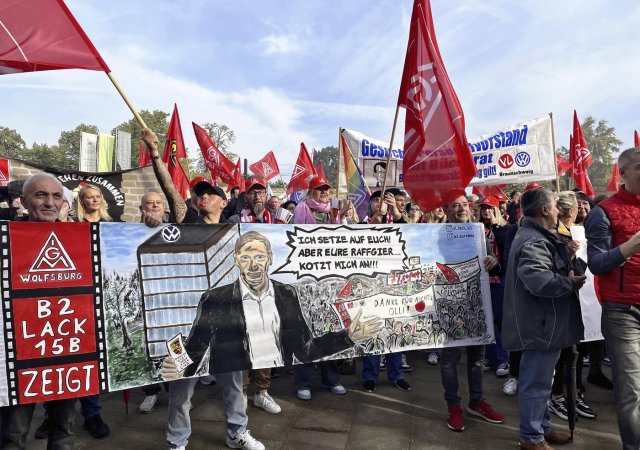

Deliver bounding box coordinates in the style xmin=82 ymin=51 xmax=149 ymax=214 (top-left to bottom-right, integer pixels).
xmin=550 ymin=112 xmax=560 ymax=192
xmin=106 ymin=72 xmax=147 ymax=129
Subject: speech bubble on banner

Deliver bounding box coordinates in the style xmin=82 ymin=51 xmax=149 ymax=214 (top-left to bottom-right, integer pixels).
xmin=273 ymin=225 xmax=407 ymax=280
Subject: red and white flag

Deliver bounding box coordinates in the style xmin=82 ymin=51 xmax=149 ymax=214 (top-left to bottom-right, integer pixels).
xmin=571 ymin=111 xmax=595 ymax=197
xmin=286 ymin=143 xmax=316 ymax=195
xmin=397 ymin=0 xmax=476 ymax=212
xmin=634 ymin=130 xmax=640 ymax=148
xmin=556 ymin=152 xmax=572 ymax=176
xmin=229 ymin=159 xmax=245 ymax=192
xmin=193 ymin=122 xmax=236 ymax=184
xmin=606 ymin=163 xmax=620 ymax=192
xmin=249 ymin=151 xmax=280 ymax=181
xmin=0 ymin=0 xmax=110 ymax=74
xmin=163 ymin=104 xmax=190 ymax=199
xmin=315 ymin=163 xmax=327 ymax=182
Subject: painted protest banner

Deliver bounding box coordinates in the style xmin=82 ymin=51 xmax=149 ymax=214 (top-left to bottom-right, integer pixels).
xmin=467 ymin=115 xmax=556 ymax=186
xmin=0 ymin=222 xmax=493 ymax=406
xmin=341 ymin=128 xmax=404 ymax=191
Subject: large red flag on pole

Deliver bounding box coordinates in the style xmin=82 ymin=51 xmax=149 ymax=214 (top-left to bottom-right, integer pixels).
xmin=571 ymin=111 xmax=595 ymax=197
xmin=397 ymin=0 xmax=475 ymax=212
xmin=193 ymin=122 xmax=236 ymax=183
xmin=162 ymin=105 xmax=190 ymax=199
xmin=249 ymin=151 xmax=280 ymax=181
xmin=634 ymin=130 xmax=640 ymax=148
xmin=556 ymin=152 xmax=572 ymax=176
xmin=286 ymin=143 xmax=316 ymax=195
xmin=0 ymin=0 xmax=110 ymax=74
xmin=606 ymin=163 xmax=620 ymax=192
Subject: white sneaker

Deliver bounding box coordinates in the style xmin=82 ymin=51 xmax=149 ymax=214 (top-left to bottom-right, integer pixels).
xmin=138 ymin=394 xmax=158 ymax=414
xmin=226 ymin=430 xmax=265 ymax=450
xmin=496 ymin=362 xmax=510 ymax=377
xmin=502 ymin=377 xmax=518 ymax=396
xmin=254 ymin=391 xmax=281 ymax=414
xmin=169 ymin=447 xmax=185 ymax=450
xmin=427 ymin=352 xmax=439 ymax=366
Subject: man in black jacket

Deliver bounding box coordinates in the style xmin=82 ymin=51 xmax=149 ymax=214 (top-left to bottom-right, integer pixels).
xmin=502 ymin=187 xmax=586 ymax=449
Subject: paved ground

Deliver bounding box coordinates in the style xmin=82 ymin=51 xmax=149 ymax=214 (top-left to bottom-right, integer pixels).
xmin=25 ymin=352 xmax=621 ymax=449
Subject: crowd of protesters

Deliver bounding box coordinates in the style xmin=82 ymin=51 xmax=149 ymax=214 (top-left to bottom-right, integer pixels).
xmin=0 ymin=135 xmax=637 ymax=450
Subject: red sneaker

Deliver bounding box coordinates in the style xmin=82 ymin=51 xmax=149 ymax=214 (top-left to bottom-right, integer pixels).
xmin=467 ymin=400 xmax=504 ymax=424
xmin=447 ymin=405 xmax=465 ymax=431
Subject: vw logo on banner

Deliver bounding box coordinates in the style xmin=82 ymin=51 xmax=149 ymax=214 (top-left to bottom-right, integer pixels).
xmin=161 ymin=225 xmax=181 ymax=243
xmin=515 ymin=151 xmax=531 ymax=167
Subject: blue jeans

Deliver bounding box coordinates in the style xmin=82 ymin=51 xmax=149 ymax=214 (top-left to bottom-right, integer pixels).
xmin=601 ymin=301 xmax=640 ymax=450
xmin=294 ymin=361 xmax=340 ymax=390
xmin=166 ymin=372 xmax=247 ymax=448
xmin=362 ymin=353 xmax=404 ymax=382
xmin=518 ymin=348 xmax=560 ymax=444
xmin=1 ymin=399 xmax=76 ymax=449
xmin=439 ymin=346 xmax=484 ymax=406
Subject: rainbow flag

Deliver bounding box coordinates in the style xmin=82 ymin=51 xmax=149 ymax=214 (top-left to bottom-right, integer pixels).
xmin=340 ymin=133 xmax=370 ymax=220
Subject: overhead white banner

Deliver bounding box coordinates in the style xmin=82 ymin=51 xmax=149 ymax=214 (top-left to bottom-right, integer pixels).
xmin=114 ymin=129 xmax=132 ymax=171
xmin=468 ymin=115 xmax=556 ymax=186
xmin=341 ymin=128 xmax=404 ymax=192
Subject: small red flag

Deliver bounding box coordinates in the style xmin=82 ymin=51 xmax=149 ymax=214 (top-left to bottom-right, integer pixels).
xmin=286 ymin=143 xmax=316 ymax=195
xmin=138 ymin=141 xmax=151 ymax=167
xmin=634 ymin=130 xmax=640 ymax=148
xmin=436 ymin=262 xmax=460 ymax=283
xmin=472 ymin=184 xmax=506 ymax=198
xmin=227 ymin=159 xmax=245 ymax=192
xmin=0 ymin=0 xmax=110 ymax=74
xmin=337 ymin=280 xmax=352 ymax=299
xmin=397 ymin=0 xmax=475 ymax=213
xmin=606 ymin=163 xmax=620 ymax=192
xmin=315 ymin=163 xmax=327 ymax=182
xmin=556 ymin=152 xmax=572 ymax=176
xmin=163 ymin=105 xmax=190 ymax=199
xmin=193 ymin=122 xmax=236 ymax=183
xmin=571 ymin=111 xmax=595 ymax=197
xmin=249 ymin=151 xmax=280 ymax=181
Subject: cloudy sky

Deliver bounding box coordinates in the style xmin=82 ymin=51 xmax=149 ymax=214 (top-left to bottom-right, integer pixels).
xmin=2 ymin=0 xmax=639 ymax=176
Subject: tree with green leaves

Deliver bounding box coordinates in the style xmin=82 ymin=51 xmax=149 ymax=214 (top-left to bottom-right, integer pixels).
xmin=312 ymin=146 xmax=338 ymax=188
xmin=0 ymin=126 xmax=27 ymax=159
xmin=57 ymin=123 xmax=100 ymax=168
xmin=581 ymin=116 xmax=622 ymax=190
xmin=112 ymin=109 xmax=170 ymax=167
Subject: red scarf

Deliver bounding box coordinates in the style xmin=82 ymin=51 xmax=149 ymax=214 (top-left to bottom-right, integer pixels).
xmin=240 ymin=207 xmax=272 ymax=223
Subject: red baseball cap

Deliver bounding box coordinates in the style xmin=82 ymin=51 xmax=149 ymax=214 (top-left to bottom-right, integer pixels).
xmin=479 ymin=196 xmax=499 ymax=208
xmin=189 ymin=176 xmax=209 ymax=189
xmin=525 ymin=182 xmax=543 ymax=191
xmin=245 ymin=177 xmax=267 ymax=192
xmin=309 ymin=175 xmax=331 ymax=190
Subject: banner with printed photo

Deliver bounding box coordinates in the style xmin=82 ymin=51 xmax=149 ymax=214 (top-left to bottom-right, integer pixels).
xmin=0 ymin=221 xmax=494 ymax=406
xmin=467 ymin=115 xmax=556 ymax=186
xmin=341 ymin=128 xmax=404 ymax=192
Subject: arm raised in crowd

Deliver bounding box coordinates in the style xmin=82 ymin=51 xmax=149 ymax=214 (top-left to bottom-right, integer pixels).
xmin=141 ymin=129 xmax=187 ymax=223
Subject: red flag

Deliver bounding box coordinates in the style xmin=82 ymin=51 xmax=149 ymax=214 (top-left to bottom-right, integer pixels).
xmin=286 ymin=143 xmax=317 ymax=195
xmin=472 ymin=184 xmax=506 ymax=198
xmin=138 ymin=141 xmax=151 ymax=167
xmin=571 ymin=111 xmax=595 ymax=197
xmin=249 ymin=151 xmax=280 ymax=181
xmin=556 ymin=152 xmax=572 ymax=176
xmin=606 ymin=163 xmax=620 ymax=192
xmin=436 ymin=262 xmax=460 ymax=283
xmin=315 ymin=163 xmax=327 ymax=181
xmin=228 ymin=159 xmax=245 ymax=192
xmin=635 ymin=130 xmax=640 ymax=148
xmin=397 ymin=0 xmax=475 ymax=213
xmin=337 ymin=280 xmax=352 ymax=299
xmin=0 ymin=0 xmax=110 ymax=74
xmin=193 ymin=122 xmax=236 ymax=183
xmin=163 ymin=105 xmax=189 ymax=199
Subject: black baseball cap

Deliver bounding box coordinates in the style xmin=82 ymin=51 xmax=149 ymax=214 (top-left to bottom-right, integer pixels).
xmin=193 ymin=180 xmax=227 ymax=200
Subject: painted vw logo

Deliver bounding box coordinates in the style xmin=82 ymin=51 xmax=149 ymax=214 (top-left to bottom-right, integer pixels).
xmin=161 ymin=226 xmax=181 ymax=243
xmin=515 ymin=151 xmax=531 ymax=167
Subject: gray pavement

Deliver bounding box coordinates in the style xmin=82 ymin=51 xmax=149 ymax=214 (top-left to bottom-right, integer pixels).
xmin=25 ymin=352 xmax=621 ymax=449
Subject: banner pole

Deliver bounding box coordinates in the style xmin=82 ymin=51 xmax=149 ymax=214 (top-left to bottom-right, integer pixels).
xmin=380 ymin=106 xmax=400 ymax=195
xmin=336 ymin=128 xmax=343 ymax=199
xmin=106 ymin=72 xmax=148 ymax=129
xmin=550 ymin=112 xmax=560 ymax=192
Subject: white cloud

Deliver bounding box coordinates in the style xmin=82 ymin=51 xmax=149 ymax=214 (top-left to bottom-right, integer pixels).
xmin=260 ymin=34 xmax=303 ymax=56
